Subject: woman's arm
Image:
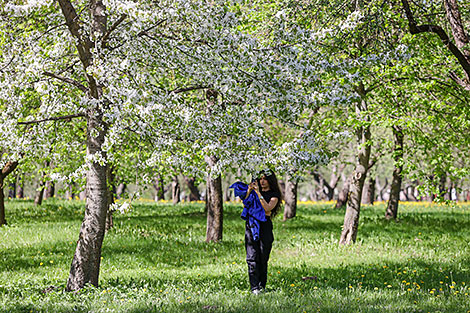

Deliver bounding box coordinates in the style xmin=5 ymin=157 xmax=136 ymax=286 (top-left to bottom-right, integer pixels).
xmin=259 ymin=196 xmax=278 ymax=215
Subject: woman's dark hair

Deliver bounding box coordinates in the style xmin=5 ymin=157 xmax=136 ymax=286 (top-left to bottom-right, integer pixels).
xmin=256 ymin=170 xmax=283 ymax=218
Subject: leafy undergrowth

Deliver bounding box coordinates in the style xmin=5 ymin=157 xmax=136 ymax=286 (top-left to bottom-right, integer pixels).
xmin=1 ymin=199 xmax=470 ymax=312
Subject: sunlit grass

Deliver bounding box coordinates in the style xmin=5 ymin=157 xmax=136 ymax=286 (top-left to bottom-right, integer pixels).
xmin=1 ymin=199 xmax=469 ymax=312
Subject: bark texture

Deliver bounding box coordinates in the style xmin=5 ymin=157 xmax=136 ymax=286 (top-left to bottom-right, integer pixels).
xmin=153 ymin=175 xmax=164 ymax=201
xmin=362 ymin=177 xmax=376 ymax=205
xmin=172 ymin=176 xmax=180 ymax=204
xmin=0 ymin=161 xmax=19 ymax=226
xmin=385 ymin=126 xmax=404 ymax=220
xmin=336 ymin=175 xmax=352 ymax=208
xmin=283 ymin=174 xmax=298 ymax=220
xmin=205 ymin=156 xmax=223 ymax=242
xmin=63 ymin=0 xmax=110 ymax=291
xmin=184 ymin=176 xmax=201 ymax=201
xmin=339 ymin=89 xmax=371 ymax=245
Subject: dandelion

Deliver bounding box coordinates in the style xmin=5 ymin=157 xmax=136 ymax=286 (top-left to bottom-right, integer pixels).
xmin=290 ymin=284 xmax=295 ymax=287
xmin=387 ymin=285 xmax=392 ymax=288
xmin=40 ymin=262 xmax=43 ymax=266
xmin=374 ymin=287 xmax=378 ymax=290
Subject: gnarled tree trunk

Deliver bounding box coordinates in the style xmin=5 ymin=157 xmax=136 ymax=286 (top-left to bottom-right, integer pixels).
xmin=339 ymin=87 xmax=371 ymax=245
xmin=385 ymin=125 xmax=404 ymax=220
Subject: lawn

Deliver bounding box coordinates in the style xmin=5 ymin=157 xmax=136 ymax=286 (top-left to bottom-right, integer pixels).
xmin=1 ymin=199 xmax=469 ymax=312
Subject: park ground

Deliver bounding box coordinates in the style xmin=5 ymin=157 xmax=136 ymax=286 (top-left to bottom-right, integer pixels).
xmin=1 ymin=199 xmax=470 ymax=312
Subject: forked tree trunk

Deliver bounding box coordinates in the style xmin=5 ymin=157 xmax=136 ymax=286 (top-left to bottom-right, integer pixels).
xmin=184 ymin=176 xmax=201 ymax=201
xmin=172 ymin=176 xmax=180 ymax=204
xmin=385 ymin=126 xmax=404 ymax=220
xmin=339 ymin=90 xmax=371 ymax=245
xmin=64 ymin=0 xmax=109 ymax=291
xmin=0 ymin=161 xmax=19 ymax=226
xmin=205 ymin=156 xmax=223 ymax=242
xmin=283 ymin=174 xmax=298 ymax=220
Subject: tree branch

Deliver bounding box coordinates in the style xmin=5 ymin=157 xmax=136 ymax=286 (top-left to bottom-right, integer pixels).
xmin=102 ymin=14 xmax=127 ymax=46
xmin=18 ymin=114 xmax=86 ymax=125
xmin=43 ymin=71 xmax=87 ymax=92
xmin=401 ymin=0 xmax=470 ymax=80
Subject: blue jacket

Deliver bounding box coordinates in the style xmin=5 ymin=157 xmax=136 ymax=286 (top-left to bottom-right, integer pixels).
xmin=230 ymin=182 xmax=266 ymax=241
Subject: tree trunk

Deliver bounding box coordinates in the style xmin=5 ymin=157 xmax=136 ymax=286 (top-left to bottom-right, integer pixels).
xmin=153 ymin=175 xmax=165 ymax=201
xmin=64 ymin=0 xmax=109 ymax=291
xmin=16 ymin=174 xmax=24 ymax=199
xmin=438 ymin=173 xmax=447 ymax=199
xmin=184 ymin=176 xmax=201 ymax=201
xmin=34 ymin=179 xmax=46 ymax=206
xmin=205 ymin=156 xmax=223 ymax=242
xmin=336 ymin=174 xmax=352 ymax=208
xmin=362 ymin=176 xmax=376 ymax=205
xmin=339 ymin=89 xmax=371 ymax=245
xmin=172 ymin=176 xmax=180 ymax=204
xmin=116 ymin=182 xmax=126 ymax=200
xmin=283 ymin=174 xmax=298 ymax=220
xmin=0 ymin=161 xmax=19 ymax=226
xmin=385 ymin=126 xmax=404 ymax=220
xmin=45 ymin=181 xmax=55 ymax=199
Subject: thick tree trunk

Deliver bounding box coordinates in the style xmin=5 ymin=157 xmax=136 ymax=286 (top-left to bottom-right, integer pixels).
xmin=184 ymin=176 xmax=201 ymax=201
xmin=283 ymin=174 xmax=298 ymax=220
xmin=0 ymin=161 xmax=19 ymax=226
xmin=385 ymin=126 xmax=404 ymax=220
xmin=172 ymin=176 xmax=180 ymax=204
xmin=340 ymin=91 xmax=371 ymax=245
xmin=205 ymin=156 xmax=223 ymax=242
xmin=336 ymin=174 xmax=352 ymax=208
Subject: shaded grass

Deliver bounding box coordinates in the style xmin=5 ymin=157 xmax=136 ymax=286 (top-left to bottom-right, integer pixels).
xmin=1 ymin=199 xmax=470 ymax=312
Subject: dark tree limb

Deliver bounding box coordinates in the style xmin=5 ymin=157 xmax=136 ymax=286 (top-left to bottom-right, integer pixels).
xmin=18 ymin=113 xmax=85 ymax=125
xmin=43 ymin=71 xmax=87 ymax=92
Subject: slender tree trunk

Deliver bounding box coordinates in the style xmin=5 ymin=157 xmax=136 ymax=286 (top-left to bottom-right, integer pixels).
xmin=45 ymin=181 xmax=55 ymax=199
xmin=340 ymin=89 xmax=371 ymax=245
xmin=16 ymin=174 xmax=24 ymax=199
xmin=184 ymin=176 xmax=201 ymax=201
xmin=34 ymin=178 xmax=46 ymax=206
xmin=336 ymin=174 xmax=352 ymax=208
xmin=153 ymin=175 xmax=164 ymax=201
xmin=205 ymin=156 xmax=223 ymax=242
xmin=0 ymin=161 xmax=19 ymax=226
xmin=385 ymin=126 xmax=404 ymax=220
xmin=362 ymin=176 xmax=376 ymax=205
xmin=64 ymin=0 xmax=109 ymax=291
xmin=172 ymin=176 xmax=180 ymax=204
xmin=116 ymin=182 xmax=126 ymax=200
xmin=283 ymin=174 xmax=298 ymax=220
xmin=439 ymin=173 xmax=447 ymax=199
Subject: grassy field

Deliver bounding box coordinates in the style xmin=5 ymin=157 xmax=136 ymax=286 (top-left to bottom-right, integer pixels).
xmin=1 ymin=199 xmax=469 ymax=312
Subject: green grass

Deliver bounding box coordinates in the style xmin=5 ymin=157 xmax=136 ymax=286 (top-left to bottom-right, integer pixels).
xmin=1 ymin=199 xmax=470 ymax=312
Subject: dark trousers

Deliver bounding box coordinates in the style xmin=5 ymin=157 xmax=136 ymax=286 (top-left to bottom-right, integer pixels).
xmin=245 ymin=218 xmax=274 ymax=291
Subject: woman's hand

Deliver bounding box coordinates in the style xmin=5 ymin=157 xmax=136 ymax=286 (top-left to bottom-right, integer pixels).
xmin=248 ymin=182 xmax=258 ymax=192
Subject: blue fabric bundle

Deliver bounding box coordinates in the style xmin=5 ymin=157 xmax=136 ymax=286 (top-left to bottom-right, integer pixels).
xmin=229 ymin=182 xmax=266 ymax=241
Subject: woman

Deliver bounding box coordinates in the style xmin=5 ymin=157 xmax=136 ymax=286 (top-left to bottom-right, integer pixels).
xmin=245 ymin=170 xmax=283 ymax=294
